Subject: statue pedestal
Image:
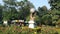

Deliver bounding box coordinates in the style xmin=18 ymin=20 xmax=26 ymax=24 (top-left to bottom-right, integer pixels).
xmin=28 ymin=20 xmax=35 ymax=28
xmin=3 ymin=21 xmax=8 ymax=25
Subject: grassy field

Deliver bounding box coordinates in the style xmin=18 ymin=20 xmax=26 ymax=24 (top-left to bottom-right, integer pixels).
xmin=0 ymin=25 xmax=60 ymax=34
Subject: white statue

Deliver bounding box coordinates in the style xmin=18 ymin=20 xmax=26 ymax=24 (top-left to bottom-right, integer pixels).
xmin=28 ymin=8 xmax=35 ymax=28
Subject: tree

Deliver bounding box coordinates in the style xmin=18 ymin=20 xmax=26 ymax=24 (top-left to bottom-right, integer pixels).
xmin=37 ymin=6 xmax=49 ymax=25
xmin=49 ymin=0 xmax=60 ymax=26
xmin=41 ymin=14 xmax=52 ymax=25
xmin=0 ymin=5 xmax=4 ymax=24
xmin=49 ymin=0 xmax=60 ymax=15
xmin=3 ymin=0 xmax=34 ymax=21
xmin=17 ymin=0 xmax=34 ymax=20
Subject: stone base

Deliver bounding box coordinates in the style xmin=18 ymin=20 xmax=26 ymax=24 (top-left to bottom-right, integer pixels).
xmin=28 ymin=20 xmax=35 ymax=28
xmin=3 ymin=21 xmax=8 ymax=25
xmin=29 ymin=24 xmax=34 ymax=28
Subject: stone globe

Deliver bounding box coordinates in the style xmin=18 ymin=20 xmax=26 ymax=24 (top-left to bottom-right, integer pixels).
xmin=30 ymin=8 xmax=35 ymax=13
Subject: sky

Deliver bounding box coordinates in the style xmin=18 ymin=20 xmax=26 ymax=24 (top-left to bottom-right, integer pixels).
xmin=0 ymin=0 xmax=51 ymax=9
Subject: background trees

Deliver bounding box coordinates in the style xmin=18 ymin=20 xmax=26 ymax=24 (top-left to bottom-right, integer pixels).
xmin=49 ymin=0 xmax=60 ymax=26
xmin=0 ymin=5 xmax=4 ymax=24
xmin=0 ymin=0 xmax=59 ymax=26
xmin=37 ymin=6 xmax=51 ymax=25
xmin=2 ymin=0 xmax=34 ymax=21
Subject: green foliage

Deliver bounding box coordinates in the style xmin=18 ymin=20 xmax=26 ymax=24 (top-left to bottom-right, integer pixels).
xmin=48 ymin=0 xmax=60 ymax=26
xmin=3 ymin=0 xmax=16 ymax=5
xmin=0 ymin=5 xmax=3 ymax=24
xmin=2 ymin=0 xmax=34 ymax=21
xmin=1 ymin=0 xmax=60 ymax=26
xmin=37 ymin=6 xmax=51 ymax=25
xmin=49 ymin=0 xmax=60 ymax=10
